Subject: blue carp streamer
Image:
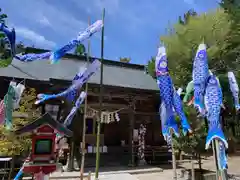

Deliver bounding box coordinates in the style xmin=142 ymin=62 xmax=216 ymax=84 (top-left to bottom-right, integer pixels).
xmin=192 ymin=43 xmax=209 ymax=116
xmin=228 ymin=71 xmax=240 ymax=111
xmin=0 ymin=23 xmax=16 ymax=67
xmin=159 ymin=101 xmax=168 ymax=140
xmin=35 ymin=59 xmax=101 ymax=104
xmin=172 ymin=88 xmax=191 ymax=135
xmin=155 ymin=46 xmax=178 ymax=138
xmin=15 ymin=20 xmax=103 ymax=64
xmin=64 ymin=91 xmax=86 ymax=126
xmin=204 ymin=75 xmax=228 ymax=149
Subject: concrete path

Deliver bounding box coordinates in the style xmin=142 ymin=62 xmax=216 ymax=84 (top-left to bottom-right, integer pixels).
xmin=135 ymin=170 xmax=175 ymax=180
xmin=50 ymin=166 xmax=162 ymax=179
xmin=49 ymin=155 xmax=240 ymax=180
xmin=91 ymin=173 xmax=139 ymax=180
xmin=136 ymin=155 xmax=240 ymax=180
xmin=50 ymin=172 xmax=139 ymax=180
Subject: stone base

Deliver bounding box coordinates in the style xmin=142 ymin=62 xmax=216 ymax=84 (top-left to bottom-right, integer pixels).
xmin=138 ymin=159 xmax=146 ymax=166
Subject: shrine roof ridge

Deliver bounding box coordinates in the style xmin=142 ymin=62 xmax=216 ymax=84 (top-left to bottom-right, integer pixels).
xmin=0 ymin=47 xmax=159 ymax=91
xmin=25 ymin=47 xmax=145 ymax=70
xmin=15 ymin=113 xmax=73 ymax=137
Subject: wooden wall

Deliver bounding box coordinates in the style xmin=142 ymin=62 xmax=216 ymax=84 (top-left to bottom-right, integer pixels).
xmin=0 ymin=77 xmax=165 ymax=146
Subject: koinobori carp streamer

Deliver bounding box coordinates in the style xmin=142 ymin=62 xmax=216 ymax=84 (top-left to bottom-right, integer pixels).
xmin=155 ymin=46 xmax=178 ymax=138
xmin=15 ymin=20 xmax=103 ymax=64
xmin=35 ymin=59 xmax=101 ymax=104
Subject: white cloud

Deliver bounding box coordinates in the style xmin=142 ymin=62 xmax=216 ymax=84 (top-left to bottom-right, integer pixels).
xmin=94 ymin=0 xmax=120 ymax=14
xmin=70 ymin=0 xmax=156 ymax=32
xmin=182 ymin=0 xmax=201 ymax=12
xmin=71 ymin=0 xmax=120 ymax=15
xmin=183 ymin=0 xmax=195 ymax=5
xmin=15 ymin=27 xmax=56 ymax=48
xmin=3 ymin=0 xmax=87 ymax=37
xmin=38 ymin=15 xmax=51 ymax=27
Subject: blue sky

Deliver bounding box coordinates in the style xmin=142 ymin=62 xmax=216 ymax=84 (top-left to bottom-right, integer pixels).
xmin=1 ymin=0 xmax=219 ymax=65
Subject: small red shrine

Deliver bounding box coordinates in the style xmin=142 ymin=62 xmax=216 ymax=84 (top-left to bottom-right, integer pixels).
xmin=15 ymin=113 xmax=73 ymax=175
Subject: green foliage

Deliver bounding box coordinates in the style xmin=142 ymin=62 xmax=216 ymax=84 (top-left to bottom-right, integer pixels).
xmin=119 ymin=57 xmax=131 ymax=63
xmin=178 ymin=9 xmax=197 ymax=25
xmin=0 ymin=88 xmax=41 ymax=156
xmin=74 ymin=43 xmax=86 ymax=56
xmin=15 ymin=41 xmax=25 ymax=54
xmin=147 ymin=9 xmax=231 ymax=86
xmin=147 ymin=2 xmax=240 ymax=155
xmin=219 ymin=0 xmax=240 ymax=69
xmin=173 ymin=106 xmax=207 ymax=154
xmin=147 ymin=57 xmax=156 ymax=79
xmin=0 ymin=8 xmax=7 ymax=24
xmin=0 ymin=8 xmax=13 ymax=68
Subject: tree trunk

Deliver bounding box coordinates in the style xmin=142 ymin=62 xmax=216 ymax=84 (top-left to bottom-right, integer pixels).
xmin=179 ymin=150 xmax=183 ymax=160
xmin=198 ymin=153 xmax=203 ymax=180
xmin=198 ymin=153 xmax=202 ymax=170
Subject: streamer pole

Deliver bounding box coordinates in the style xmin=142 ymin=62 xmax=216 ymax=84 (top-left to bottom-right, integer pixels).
xmin=170 ymin=131 xmax=177 ymax=180
xmin=95 ymin=8 xmax=105 ymax=180
xmin=80 ymin=16 xmax=91 ymax=180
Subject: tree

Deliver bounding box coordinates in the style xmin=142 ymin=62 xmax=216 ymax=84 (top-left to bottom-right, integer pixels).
xmin=219 ymin=0 xmax=240 ymax=69
xmin=15 ymin=41 xmax=25 ymax=54
xmin=119 ymin=57 xmax=131 ymax=63
xmin=147 ymin=8 xmax=239 ymax=164
xmin=0 ymin=8 xmax=13 ymax=68
xmin=173 ymin=105 xmax=207 ymax=170
xmin=0 ymin=8 xmax=7 ymax=24
xmin=147 ymin=9 xmax=231 ymax=86
xmin=0 ymin=88 xmax=40 ymax=179
xmin=178 ymin=9 xmax=197 ymax=25
xmin=0 ymin=88 xmax=41 ymax=156
xmin=74 ymin=44 xmax=86 ymax=56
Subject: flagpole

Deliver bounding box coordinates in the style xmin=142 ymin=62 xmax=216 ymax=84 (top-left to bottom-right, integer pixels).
xmin=170 ymin=131 xmax=177 ymax=180
xmin=95 ymin=8 xmax=105 ymax=180
xmin=80 ymin=16 xmax=91 ymax=180
xmin=215 ymin=140 xmax=228 ymax=180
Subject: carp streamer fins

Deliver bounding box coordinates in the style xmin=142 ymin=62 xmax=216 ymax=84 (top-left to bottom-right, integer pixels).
xmin=64 ymin=91 xmax=87 ymax=126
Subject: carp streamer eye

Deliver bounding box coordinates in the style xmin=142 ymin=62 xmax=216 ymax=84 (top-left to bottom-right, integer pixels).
xmin=209 ymin=79 xmax=216 ymax=84
xmin=160 ymin=61 xmax=167 ymax=68
xmin=198 ymin=50 xmax=205 ymax=58
xmin=0 ymin=31 xmax=13 ymax=67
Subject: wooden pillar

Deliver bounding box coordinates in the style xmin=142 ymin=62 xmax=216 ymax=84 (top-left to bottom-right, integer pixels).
xmin=128 ymin=108 xmax=135 ymax=166
xmin=127 ymin=96 xmax=136 ymax=166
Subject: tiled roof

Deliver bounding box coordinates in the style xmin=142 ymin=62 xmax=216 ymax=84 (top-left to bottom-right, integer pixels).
xmin=0 ymin=48 xmax=159 ymax=91
xmin=15 ymin=113 xmax=73 ymax=137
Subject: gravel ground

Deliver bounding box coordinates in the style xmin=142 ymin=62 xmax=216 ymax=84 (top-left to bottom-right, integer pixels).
xmin=135 ymin=155 xmax=240 ymax=180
